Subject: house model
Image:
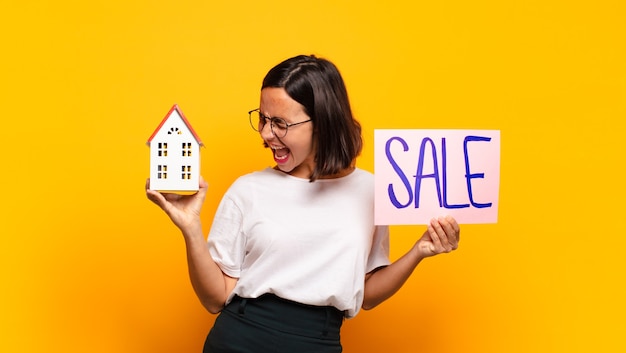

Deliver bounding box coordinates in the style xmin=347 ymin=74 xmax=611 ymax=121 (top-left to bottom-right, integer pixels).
xmin=147 ymin=104 xmax=203 ymax=194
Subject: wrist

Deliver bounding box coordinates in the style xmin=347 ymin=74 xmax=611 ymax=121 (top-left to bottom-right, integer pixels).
xmin=412 ymin=240 xmax=434 ymax=260
xmin=180 ymin=217 xmax=204 ymax=239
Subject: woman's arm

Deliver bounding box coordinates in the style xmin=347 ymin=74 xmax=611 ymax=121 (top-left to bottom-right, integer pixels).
xmin=146 ymin=177 xmax=236 ymax=314
xmin=362 ymin=216 xmax=460 ymax=310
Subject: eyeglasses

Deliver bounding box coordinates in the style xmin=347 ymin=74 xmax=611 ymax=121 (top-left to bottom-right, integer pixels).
xmin=248 ymin=109 xmax=312 ymax=138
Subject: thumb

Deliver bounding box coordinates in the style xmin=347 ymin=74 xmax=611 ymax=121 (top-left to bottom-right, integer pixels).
xmin=417 ymin=240 xmax=436 ymax=257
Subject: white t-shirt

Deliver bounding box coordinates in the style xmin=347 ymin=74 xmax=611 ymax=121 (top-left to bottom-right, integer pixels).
xmin=207 ymin=167 xmax=390 ymax=318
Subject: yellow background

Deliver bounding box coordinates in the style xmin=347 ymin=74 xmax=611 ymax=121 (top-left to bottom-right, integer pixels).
xmin=2 ymin=1 xmax=624 ymax=352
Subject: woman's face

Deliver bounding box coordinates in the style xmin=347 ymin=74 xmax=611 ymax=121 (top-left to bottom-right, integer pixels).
xmin=258 ymin=87 xmax=315 ymax=179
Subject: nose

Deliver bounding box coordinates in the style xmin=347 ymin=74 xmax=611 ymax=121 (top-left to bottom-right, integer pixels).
xmin=259 ymin=120 xmax=274 ymax=140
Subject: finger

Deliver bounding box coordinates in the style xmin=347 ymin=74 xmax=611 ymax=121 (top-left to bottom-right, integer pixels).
xmin=433 ymin=217 xmax=454 ymax=252
xmin=163 ymin=192 xmax=182 ymax=202
xmin=145 ymin=178 xmax=165 ymax=205
xmin=438 ymin=216 xmax=458 ymax=250
xmin=445 ymin=215 xmax=460 ymax=244
xmin=145 ymin=181 xmax=172 ymax=209
xmin=428 ymin=218 xmax=445 ymax=252
xmin=195 ymin=178 xmax=208 ymax=200
xmin=146 ymin=188 xmax=166 ymax=206
xmin=199 ymin=176 xmax=208 ymax=188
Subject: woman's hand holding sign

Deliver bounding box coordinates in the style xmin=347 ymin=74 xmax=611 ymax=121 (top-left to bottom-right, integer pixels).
xmin=416 ymin=215 xmax=460 ymax=257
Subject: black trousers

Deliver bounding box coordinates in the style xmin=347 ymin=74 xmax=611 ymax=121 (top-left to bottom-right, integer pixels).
xmin=203 ymin=294 xmax=344 ymax=353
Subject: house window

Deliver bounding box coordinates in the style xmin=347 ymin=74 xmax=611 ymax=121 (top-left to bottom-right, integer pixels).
xmin=157 ymin=165 xmax=168 ymax=179
xmin=168 ymin=127 xmax=182 ymax=135
xmin=158 ymin=142 xmax=168 ymax=157
xmin=181 ymin=165 xmax=192 ymax=180
xmin=182 ymin=142 xmax=192 ymax=157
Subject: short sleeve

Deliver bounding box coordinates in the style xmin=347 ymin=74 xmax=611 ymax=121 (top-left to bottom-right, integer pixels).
xmin=207 ymin=194 xmax=246 ymax=278
xmin=366 ymin=225 xmax=391 ymax=273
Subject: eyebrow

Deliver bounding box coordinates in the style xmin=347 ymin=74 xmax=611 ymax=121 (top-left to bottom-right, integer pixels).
xmin=260 ymin=111 xmax=286 ymax=121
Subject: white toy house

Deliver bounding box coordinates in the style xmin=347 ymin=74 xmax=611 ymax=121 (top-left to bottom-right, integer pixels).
xmin=147 ymin=104 xmax=203 ymax=194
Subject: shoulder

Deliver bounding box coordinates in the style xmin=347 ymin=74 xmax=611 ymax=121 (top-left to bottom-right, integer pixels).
xmin=231 ymin=167 xmax=276 ymax=184
xmin=352 ymin=167 xmax=374 ymax=179
xmin=225 ymin=167 xmax=282 ymax=196
xmin=324 ymin=167 xmax=375 ymax=196
xmin=347 ymin=167 xmax=374 ymax=185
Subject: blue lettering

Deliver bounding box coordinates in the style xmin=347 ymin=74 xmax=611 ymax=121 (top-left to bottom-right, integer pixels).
xmin=442 ymin=137 xmax=470 ymax=209
xmin=414 ymin=138 xmax=442 ymax=208
xmin=464 ymin=136 xmax=492 ymax=208
xmin=385 ymin=137 xmax=413 ymax=208
xmin=384 ymin=134 xmax=494 ymax=211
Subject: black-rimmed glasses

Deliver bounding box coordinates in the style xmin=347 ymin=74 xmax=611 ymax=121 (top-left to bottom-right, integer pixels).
xmin=248 ymin=109 xmax=312 ymax=138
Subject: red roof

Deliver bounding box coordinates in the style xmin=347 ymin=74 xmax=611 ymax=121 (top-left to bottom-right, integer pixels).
xmin=146 ymin=104 xmax=204 ymax=146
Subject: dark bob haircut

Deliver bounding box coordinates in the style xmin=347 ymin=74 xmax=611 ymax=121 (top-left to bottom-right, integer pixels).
xmin=262 ymin=55 xmax=362 ymax=182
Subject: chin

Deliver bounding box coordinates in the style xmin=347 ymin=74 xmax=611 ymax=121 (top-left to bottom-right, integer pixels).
xmin=276 ymin=164 xmax=294 ymax=173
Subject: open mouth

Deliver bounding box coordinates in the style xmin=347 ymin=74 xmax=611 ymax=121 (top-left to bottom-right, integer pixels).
xmin=272 ymin=145 xmax=290 ymax=162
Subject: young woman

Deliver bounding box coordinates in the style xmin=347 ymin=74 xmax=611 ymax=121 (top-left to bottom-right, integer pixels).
xmin=146 ymin=55 xmax=460 ymax=353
